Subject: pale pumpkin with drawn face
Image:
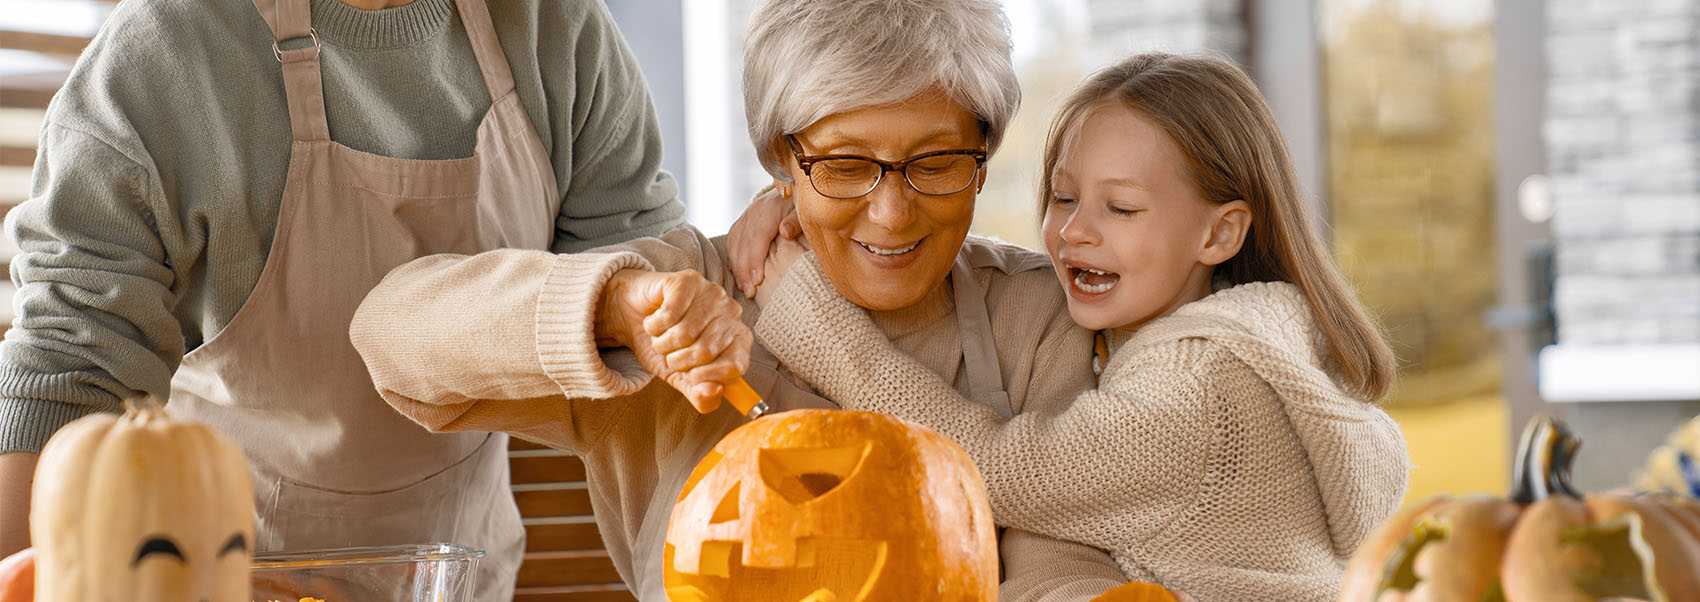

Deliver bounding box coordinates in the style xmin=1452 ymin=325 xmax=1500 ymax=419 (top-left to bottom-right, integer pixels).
xmin=663 ymin=410 xmax=997 ymax=602
xmin=31 ymin=398 xmax=255 ymax=602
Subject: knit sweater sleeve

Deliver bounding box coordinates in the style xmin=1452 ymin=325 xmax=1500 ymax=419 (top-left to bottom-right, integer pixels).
xmin=998 ymin=528 xmax=1136 ymax=602
xmin=350 ymin=225 xmax=733 ymax=452
xmin=755 ymin=256 xmax=1216 ymax=543
xmin=540 ymin=0 xmax=685 ymax=252
xmin=0 ymin=123 xmax=182 ymax=453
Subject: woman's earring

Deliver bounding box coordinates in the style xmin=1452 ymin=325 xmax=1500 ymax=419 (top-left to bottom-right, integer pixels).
xmin=777 ymin=183 xmax=792 ymax=198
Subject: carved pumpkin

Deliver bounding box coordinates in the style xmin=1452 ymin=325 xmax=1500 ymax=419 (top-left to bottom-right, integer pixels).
xmin=1340 ymin=415 xmax=1700 ymax=602
xmin=31 ymin=397 xmax=255 ymax=602
xmin=664 ymin=409 xmax=997 ymax=601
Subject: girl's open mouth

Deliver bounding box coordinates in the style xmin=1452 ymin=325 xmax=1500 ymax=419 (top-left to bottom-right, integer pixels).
xmin=1069 ymin=266 xmax=1120 ymax=294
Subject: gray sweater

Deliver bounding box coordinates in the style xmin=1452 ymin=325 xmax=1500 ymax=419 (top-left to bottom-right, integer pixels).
xmin=0 ymin=0 xmax=685 ymax=453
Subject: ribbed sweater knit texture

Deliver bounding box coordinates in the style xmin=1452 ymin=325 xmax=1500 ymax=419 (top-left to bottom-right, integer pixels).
xmin=350 ymin=226 xmax=1134 ymax=601
xmin=0 ymin=0 xmax=685 ymax=453
xmin=754 ymin=255 xmax=1412 ymax=602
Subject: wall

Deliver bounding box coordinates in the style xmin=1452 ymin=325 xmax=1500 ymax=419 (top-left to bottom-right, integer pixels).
xmin=1547 ymin=0 xmax=1700 ymax=346
xmin=1543 ymin=0 xmax=1700 ymax=490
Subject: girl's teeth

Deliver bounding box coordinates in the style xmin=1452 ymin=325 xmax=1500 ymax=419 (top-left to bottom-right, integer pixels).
xmin=858 ymin=241 xmax=919 ymax=256
xmin=1073 ymin=268 xmax=1119 ymax=294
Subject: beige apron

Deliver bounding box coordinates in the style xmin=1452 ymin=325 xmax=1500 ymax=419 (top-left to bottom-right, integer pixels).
xmin=167 ymin=0 xmax=558 ymax=599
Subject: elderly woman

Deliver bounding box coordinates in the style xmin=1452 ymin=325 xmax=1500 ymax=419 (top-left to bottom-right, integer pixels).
xmin=349 ymin=0 xmax=1131 ymax=599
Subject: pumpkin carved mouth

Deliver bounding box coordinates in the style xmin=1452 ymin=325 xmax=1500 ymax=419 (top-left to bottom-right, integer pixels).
xmin=664 ymin=539 xmax=887 ymax=602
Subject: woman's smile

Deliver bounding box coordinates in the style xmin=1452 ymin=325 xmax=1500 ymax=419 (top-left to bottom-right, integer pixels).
xmin=853 ymin=236 xmax=926 ymax=268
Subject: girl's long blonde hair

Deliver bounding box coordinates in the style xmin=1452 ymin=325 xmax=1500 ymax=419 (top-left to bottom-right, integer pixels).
xmin=1040 ymin=52 xmax=1396 ymax=400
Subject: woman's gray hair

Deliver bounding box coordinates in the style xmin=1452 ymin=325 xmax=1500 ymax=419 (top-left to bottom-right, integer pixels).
xmin=743 ymin=0 xmax=1021 ymax=182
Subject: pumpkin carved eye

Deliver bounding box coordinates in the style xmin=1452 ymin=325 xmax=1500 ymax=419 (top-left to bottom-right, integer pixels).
xmin=757 ymin=444 xmax=868 ymax=503
xmin=679 ymin=451 xmax=725 ymax=502
xmin=710 ymin=483 xmax=742 ymax=524
xmin=133 ymin=536 xmax=185 ymax=566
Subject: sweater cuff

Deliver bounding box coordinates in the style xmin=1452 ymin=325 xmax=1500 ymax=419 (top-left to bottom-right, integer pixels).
xmin=0 ymin=397 xmax=105 ymax=454
xmin=536 ymin=251 xmax=657 ymax=399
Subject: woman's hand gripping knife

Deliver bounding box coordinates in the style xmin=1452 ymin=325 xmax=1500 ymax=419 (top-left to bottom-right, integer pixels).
xmin=596 ymin=267 xmax=756 ymax=415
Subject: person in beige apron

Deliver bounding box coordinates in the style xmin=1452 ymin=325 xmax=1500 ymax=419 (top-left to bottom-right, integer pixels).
xmin=166 ymin=0 xmax=557 ymax=598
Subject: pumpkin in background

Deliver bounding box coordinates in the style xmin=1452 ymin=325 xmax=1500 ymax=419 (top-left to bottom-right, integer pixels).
xmin=1339 ymin=415 xmax=1700 ymax=602
xmin=1091 ymin=581 xmax=1181 ymax=602
xmin=32 ymin=397 xmax=255 ymax=602
xmin=664 ymin=409 xmax=997 ymax=602
xmin=1636 ymin=415 xmax=1700 ymax=497
xmin=0 ymin=547 xmax=33 ymax=602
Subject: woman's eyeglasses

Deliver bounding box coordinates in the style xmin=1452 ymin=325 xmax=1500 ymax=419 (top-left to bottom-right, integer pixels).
xmin=787 ymin=135 xmax=987 ymax=199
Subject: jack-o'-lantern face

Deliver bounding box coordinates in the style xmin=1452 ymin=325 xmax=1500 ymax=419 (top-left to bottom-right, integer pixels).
xmin=32 ymin=398 xmax=255 ymax=602
xmin=664 ymin=410 xmax=997 ymax=602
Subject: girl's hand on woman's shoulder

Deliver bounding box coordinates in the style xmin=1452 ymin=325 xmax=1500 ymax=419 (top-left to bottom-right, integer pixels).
xmin=727 ymin=184 xmax=803 ymax=299
xmin=598 ymin=269 xmax=752 ymax=413
xmin=753 ymin=234 xmax=809 ymax=309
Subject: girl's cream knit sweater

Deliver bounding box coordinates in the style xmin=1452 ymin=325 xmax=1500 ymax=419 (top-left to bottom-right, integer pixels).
xmin=754 ymin=255 xmax=1411 ymax=602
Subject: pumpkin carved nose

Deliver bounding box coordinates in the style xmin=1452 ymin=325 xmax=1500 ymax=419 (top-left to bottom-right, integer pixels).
xmin=757 ymin=444 xmax=869 ymax=504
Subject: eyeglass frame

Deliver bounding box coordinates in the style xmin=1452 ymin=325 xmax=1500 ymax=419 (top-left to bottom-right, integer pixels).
xmin=786 ymin=134 xmax=988 ymax=199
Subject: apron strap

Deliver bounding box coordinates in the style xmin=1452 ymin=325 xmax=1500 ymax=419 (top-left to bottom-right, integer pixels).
xmin=951 ymin=257 xmax=1014 ymax=419
xmin=252 ymin=0 xmax=311 ymax=42
xmin=251 ymin=0 xmax=518 ymax=141
xmin=252 ymin=0 xmax=331 ymax=142
xmin=453 ymin=0 xmax=520 ymax=102
xmin=744 ymin=342 xmax=839 ymax=412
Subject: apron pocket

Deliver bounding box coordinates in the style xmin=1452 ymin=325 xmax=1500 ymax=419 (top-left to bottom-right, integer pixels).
xmin=259 ymin=432 xmax=504 ymax=552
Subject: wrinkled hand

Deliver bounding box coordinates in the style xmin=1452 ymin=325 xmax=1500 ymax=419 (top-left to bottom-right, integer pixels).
xmin=600 ymin=269 xmax=752 ymax=413
xmin=727 ymin=184 xmax=803 ymax=299
xmin=753 ymin=234 xmax=809 ymax=309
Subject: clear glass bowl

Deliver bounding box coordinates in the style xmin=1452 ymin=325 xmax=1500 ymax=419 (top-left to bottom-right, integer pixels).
xmin=250 ymin=543 xmax=484 ymax=602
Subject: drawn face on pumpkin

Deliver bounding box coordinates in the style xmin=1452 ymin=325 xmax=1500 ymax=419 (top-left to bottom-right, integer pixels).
xmin=664 ymin=410 xmax=997 ymax=602
xmin=32 ymin=402 xmax=256 ymax=602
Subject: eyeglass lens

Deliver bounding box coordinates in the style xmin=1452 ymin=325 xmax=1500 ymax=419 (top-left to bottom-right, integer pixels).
xmin=809 ymin=154 xmax=979 ymax=198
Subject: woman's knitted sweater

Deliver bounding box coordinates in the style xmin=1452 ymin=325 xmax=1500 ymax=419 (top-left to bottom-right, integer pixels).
xmin=754 ymin=256 xmax=1411 ymax=602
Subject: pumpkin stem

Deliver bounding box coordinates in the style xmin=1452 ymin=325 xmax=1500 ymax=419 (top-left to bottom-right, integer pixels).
xmin=1510 ymin=414 xmax=1582 ymax=504
xmin=121 ymin=395 xmax=170 ymax=424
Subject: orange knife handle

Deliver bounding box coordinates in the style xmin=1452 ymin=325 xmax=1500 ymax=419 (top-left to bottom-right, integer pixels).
xmin=723 ymin=377 xmax=768 ymax=419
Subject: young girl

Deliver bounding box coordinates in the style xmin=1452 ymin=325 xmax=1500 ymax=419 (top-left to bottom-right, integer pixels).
xmin=749 ymin=53 xmax=1410 ymax=601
